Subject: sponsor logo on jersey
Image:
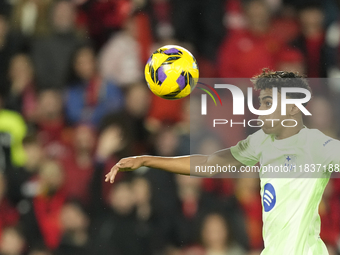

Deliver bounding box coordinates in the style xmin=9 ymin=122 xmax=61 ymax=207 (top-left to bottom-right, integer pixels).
xmin=284 ymin=154 xmax=296 ymax=172
xmin=323 ymin=139 xmax=333 ymax=147
xmin=263 ymin=183 xmax=276 ymax=212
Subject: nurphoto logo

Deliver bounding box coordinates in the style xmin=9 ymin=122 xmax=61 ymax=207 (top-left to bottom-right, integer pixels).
xmin=199 ymin=84 xmax=312 ymax=128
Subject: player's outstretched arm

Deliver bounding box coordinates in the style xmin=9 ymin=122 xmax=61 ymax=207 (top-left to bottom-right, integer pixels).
xmin=105 ymin=148 xmax=243 ymax=183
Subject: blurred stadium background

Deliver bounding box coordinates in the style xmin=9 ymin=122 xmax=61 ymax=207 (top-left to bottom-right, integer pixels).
xmin=0 ymin=0 xmax=340 ymax=254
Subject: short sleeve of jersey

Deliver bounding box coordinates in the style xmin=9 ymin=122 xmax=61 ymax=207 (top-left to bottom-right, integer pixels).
xmin=319 ymin=139 xmax=340 ymax=167
xmin=308 ymin=130 xmax=340 ymax=172
xmin=230 ymin=129 xmax=266 ymax=166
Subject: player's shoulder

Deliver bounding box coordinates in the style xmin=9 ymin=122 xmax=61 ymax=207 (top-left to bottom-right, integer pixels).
xmin=304 ymin=128 xmax=340 ymax=149
xmin=304 ymin=128 xmax=340 ymax=165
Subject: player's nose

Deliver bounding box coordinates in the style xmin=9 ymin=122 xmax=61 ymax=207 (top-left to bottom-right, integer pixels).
xmin=258 ymin=104 xmax=266 ymax=111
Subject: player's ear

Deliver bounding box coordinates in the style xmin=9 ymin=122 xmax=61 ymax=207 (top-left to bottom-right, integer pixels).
xmin=289 ymin=104 xmax=300 ymax=116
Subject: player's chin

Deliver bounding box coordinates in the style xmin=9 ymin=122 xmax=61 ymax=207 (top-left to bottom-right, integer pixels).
xmin=260 ymin=125 xmax=274 ymax=134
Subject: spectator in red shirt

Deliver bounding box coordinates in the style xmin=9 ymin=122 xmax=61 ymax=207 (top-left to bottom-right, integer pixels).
xmin=61 ymin=124 xmax=96 ymax=206
xmin=218 ymin=0 xmax=281 ymax=78
xmin=146 ymin=95 xmax=186 ymax=133
xmin=34 ymin=160 xmax=66 ymax=250
xmin=80 ymin=0 xmax=131 ymax=50
xmin=21 ymin=160 xmax=67 ymax=250
xmin=35 ymin=89 xmax=69 ymax=159
xmin=270 ymin=5 xmax=300 ymax=45
xmin=276 ymin=47 xmax=305 ymax=74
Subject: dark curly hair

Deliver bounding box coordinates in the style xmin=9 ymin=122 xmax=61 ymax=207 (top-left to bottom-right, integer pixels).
xmin=251 ymin=68 xmax=311 ymax=105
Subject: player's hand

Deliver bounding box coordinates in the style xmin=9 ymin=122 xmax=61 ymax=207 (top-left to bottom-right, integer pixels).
xmin=105 ymin=156 xmax=144 ymax=183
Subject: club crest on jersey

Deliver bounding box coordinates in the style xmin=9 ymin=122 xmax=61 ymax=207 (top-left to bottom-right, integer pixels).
xmin=283 ymin=154 xmax=296 ymax=172
xmin=263 ymin=183 xmax=276 ymax=212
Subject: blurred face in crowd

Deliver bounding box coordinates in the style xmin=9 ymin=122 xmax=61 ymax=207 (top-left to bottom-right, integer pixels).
xmin=52 ymin=0 xmax=76 ymax=33
xmin=176 ymin=175 xmax=202 ymax=199
xmin=23 ymin=140 xmax=43 ymax=172
xmin=37 ymin=90 xmax=63 ymax=120
xmin=235 ymin=176 xmax=260 ymax=203
xmin=101 ymin=125 xmax=126 ymax=154
xmin=131 ymin=177 xmax=151 ymax=205
xmin=299 ymin=7 xmax=324 ymax=37
xmin=74 ymin=47 xmax=96 ymax=81
xmin=8 ymin=54 xmax=34 ymax=93
xmin=201 ymin=214 xmax=229 ymax=250
xmin=244 ymin=0 xmax=271 ymax=33
xmin=108 ymin=182 xmax=135 ymax=215
xmin=0 ymin=227 xmax=25 ymax=255
xmin=125 ymin=84 xmax=150 ymax=118
xmin=155 ymin=127 xmax=179 ymax=156
xmin=60 ymin=202 xmax=89 ymax=232
xmin=74 ymin=124 xmax=96 ymax=153
xmin=39 ymin=160 xmax=64 ymax=193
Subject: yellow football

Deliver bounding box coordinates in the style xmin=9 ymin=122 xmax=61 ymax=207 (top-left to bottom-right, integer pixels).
xmin=144 ymin=45 xmax=199 ymax=99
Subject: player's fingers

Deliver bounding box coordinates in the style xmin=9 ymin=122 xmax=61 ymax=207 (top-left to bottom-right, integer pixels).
xmin=105 ymin=165 xmax=117 ymax=183
xmin=106 ymin=158 xmax=135 ymax=183
xmin=105 ymin=170 xmax=114 ymax=182
xmin=109 ymin=166 xmax=120 ymax=183
xmin=105 ymin=172 xmax=111 ymax=182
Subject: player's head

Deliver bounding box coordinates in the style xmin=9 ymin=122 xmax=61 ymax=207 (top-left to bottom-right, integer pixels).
xmin=251 ymin=68 xmax=311 ymax=136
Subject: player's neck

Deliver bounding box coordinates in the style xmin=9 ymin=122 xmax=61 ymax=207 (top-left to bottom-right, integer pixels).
xmin=275 ymin=122 xmax=304 ymax=140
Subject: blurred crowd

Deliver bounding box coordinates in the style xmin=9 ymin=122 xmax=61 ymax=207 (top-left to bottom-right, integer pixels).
xmin=1 ymin=0 xmax=340 ymax=255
